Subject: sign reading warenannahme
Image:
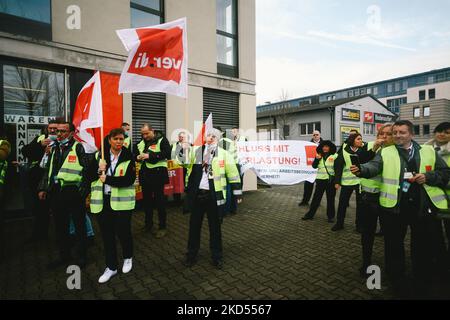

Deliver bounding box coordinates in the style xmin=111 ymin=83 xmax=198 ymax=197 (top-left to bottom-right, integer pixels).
xmin=341 ymin=108 xmax=360 ymax=121
xmin=237 ymin=141 xmax=317 ymax=185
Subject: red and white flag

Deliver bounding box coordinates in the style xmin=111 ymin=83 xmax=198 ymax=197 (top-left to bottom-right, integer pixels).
xmin=72 ymin=71 xmax=103 ymax=153
xmin=116 ymin=17 xmax=188 ymax=98
xmin=194 ymin=113 xmax=213 ymax=146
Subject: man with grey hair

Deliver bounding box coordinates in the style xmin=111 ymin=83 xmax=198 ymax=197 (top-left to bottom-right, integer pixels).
xmin=176 ymin=128 xmax=242 ymax=269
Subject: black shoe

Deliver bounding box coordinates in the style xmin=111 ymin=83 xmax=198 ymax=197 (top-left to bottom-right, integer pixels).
xmin=211 ymin=259 xmax=223 ymax=270
xmin=331 ymin=224 xmax=344 ymax=231
xmin=301 ymin=215 xmax=313 ymax=221
xmin=327 ymin=218 xmax=334 ymax=223
xmin=183 ymin=256 xmax=197 ymax=267
xmin=298 ymin=202 xmax=309 ymax=207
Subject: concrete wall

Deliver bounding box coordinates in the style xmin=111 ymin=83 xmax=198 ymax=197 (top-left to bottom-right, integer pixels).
xmin=52 ymin=0 xmax=129 ymax=56
xmin=166 ymin=0 xmax=217 ymax=74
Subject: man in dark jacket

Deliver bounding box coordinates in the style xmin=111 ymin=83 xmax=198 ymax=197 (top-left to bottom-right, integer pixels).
xmin=351 ymin=120 xmax=449 ymax=297
xmin=38 ymin=121 xmax=93 ymax=269
xmin=22 ymin=120 xmax=58 ymax=242
xmin=134 ymin=123 xmax=171 ymax=238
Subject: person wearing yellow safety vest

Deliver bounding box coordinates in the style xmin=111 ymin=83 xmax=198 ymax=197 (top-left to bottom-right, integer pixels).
xmin=351 ymin=120 xmax=449 ymax=298
xmin=302 ymin=140 xmax=338 ymax=222
xmin=22 ymin=120 xmax=58 ymax=242
xmin=332 ymin=133 xmax=373 ymax=232
xmin=134 ymin=123 xmax=171 ymax=238
xmin=178 ymin=128 xmax=242 ymax=270
xmin=424 ymin=121 xmax=450 ymax=275
xmin=299 ymin=130 xmax=323 ymax=207
xmin=358 ymin=123 xmax=394 ymax=278
xmin=86 ymin=128 xmax=136 ymax=284
xmin=38 ymin=121 xmax=94 ymax=269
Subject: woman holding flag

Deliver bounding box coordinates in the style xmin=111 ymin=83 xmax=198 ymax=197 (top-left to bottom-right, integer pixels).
xmin=87 ymin=128 xmax=136 ymax=284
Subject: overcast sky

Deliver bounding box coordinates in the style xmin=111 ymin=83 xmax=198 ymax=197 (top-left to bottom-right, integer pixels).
xmin=256 ymin=0 xmax=450 ymax=105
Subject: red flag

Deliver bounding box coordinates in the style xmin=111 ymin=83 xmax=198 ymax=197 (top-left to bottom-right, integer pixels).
xmin=73 ymin=72 xmax=123 ymax=151
xmin=194 ymin=113 xmax=213 ymax=146
xmin=116 ymin=17 xmax=188 ymax=98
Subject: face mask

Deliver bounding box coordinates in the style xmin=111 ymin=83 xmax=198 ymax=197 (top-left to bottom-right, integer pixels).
xmin=48 ymin=134 xmax=57 ymax=141
xmin=59 ymin=138 xmax=70 ymax=146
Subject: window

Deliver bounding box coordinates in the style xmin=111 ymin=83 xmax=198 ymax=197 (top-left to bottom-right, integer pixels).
xmin=428 ymin=76 xmax=434 ymax=84
xmin=413 ymin=125 xmax=420 ymax=135
xmin=332 ymin=95 xmax=336 ymax=100
xmin=423 ymin=106 xmax=430 ymax=117
xmin=131 ymin=0 xmax=164 ymax=28
xmin=283 ymin=125 xmax=290 ymax=137
xmin=217 ymin=0 xmax=238 ymax=77
xmin=395 ymin=82 xmax=400 ymax=92
xmin=429 ymin=88 xmax=435 ymax=100
xmin=348 ymin=90 xmax=354 ymax=97
xmin=360 ymin=88 xmax=366 ymax=95
xmin=419 ymin=90 xmax=426 ymax=101
xmin=327 ymin=96 xmax=331 ymax=101
xmin=367 ymin=87 xmax=372 ymax=94
xmin=373 ymin=87 xmax=378 ymax=95
xmin=423 ymin=124 xmax=430 ymax=135
xmin=299 ymin=122 xmax=320 ymax=136
xmin=387 ymin=83 xmax=393 ymax=93
xmin=402 ymin=80 xmax=408 ymax=90
xmin=413 ymin=107 xmax=420 ymax=118
xmin=0 ymin=0 xmax=51 ymax=40
xmin=354 ymin=89 xmax=359 ymax=96
xmin=363 ymin=123 xmax=375 ymax=135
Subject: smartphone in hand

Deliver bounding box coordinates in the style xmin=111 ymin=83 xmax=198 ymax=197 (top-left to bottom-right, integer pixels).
xmin=350 ymin=154 xmax=361 ymax=169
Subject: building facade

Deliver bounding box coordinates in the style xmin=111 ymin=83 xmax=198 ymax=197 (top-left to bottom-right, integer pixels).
xmin=399 ymin=98 xmax=450 ymax=144
xmin=257 ymin=95 xmax=397 ymax=146
xmin=257 ymin=67 xmax=450 ymax=116
xmin=0 ymin=0 xmax=257 ymax=213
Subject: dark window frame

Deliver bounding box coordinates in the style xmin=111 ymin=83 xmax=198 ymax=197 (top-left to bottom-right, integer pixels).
xmin=216 ymin=0 xmax=239 ymax=78
xmin=0 ymin=0 xmax=52 ymax=40
xmin=419 ymin=90 xmax=426 ymax=101
xmin=423 ymin=124 xmax=430 ymax=135
xmin=413 ymin=125 xmax=420 ymax=135
xmin=428 ymin=88 xmax=436 ymax=100
xmin=130 ymin=0 xmax=164 ymax=26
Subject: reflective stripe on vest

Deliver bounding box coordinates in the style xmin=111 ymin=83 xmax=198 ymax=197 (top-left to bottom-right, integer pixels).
xmin=379 ymin=145 xmax=448 ymax=210
xmin=48 ymin=141 xmax=83 ymax=187
xmin=316 ymin=154 xmax=337 ymax=180
xmin=123 ymin=137 xmax=131 ymax=148
xmin=0 ymin=160 xmax=7 ymax=185
xmin=137 ymin=138 xmax=168 ymax=169
xmin=342 ymin=149 xmax=360 ymax=186
xmin=360 ymin=141 xmax=382 ymax=194
xmin=90 ymin=158 xmax=136 ymax=214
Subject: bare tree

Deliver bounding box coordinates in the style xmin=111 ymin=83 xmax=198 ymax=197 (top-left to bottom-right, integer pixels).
xmin=276 ymin=89 xmax=294 ymax=140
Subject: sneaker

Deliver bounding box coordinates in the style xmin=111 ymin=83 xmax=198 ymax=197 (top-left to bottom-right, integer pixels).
xmin=331 ymin=224 xmax=344 ymax=231
xmin=98 ymin=268 xmax=118 ymax=284
xmin=155 ymin=229 xmax=167 ymax=238
xmin=122 ymin=258 xmax=133 ymax=274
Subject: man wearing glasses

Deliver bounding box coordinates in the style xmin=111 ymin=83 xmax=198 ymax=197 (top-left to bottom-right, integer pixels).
xmin=38 ymin=121 xmax=93 ymax=269
xmin=22 ymin=120 xmax=59 ymax=243
xmin=299 ymin=130 xmax=323 ymax=206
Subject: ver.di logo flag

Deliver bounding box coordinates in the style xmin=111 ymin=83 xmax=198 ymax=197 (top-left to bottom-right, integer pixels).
xmin=73 ymin=71 xmax=103 ymax=153
xmin=116 ymin=17 xmax=188 ymax=98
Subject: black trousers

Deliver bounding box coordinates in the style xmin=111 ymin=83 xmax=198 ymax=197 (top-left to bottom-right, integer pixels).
xmin=429 ymin=218 xmax=450 ymax=272
xmin=32 ymin=195 xmax=50 ymax=240
xmin=305 ymin=179 xmax=336 ymax=219
xmin=301 ymin=181 xmax=314 ymax=203
xmin=142 ymin=182 xmax=166 ymax=229
xmin=360 ymin=192 xmax=382 ymax=267
xmin=381 ymin=202 xmax=434 ymax=287
xmin=50 ymin=185 xmax=86 ymax=261
xmin=97 ymin=196 xmax=133 ymax=271
xmin=336 ymin=184 xmax=362 ymax=228
xmin=187 ymin=191 xmax=223 ymax=261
